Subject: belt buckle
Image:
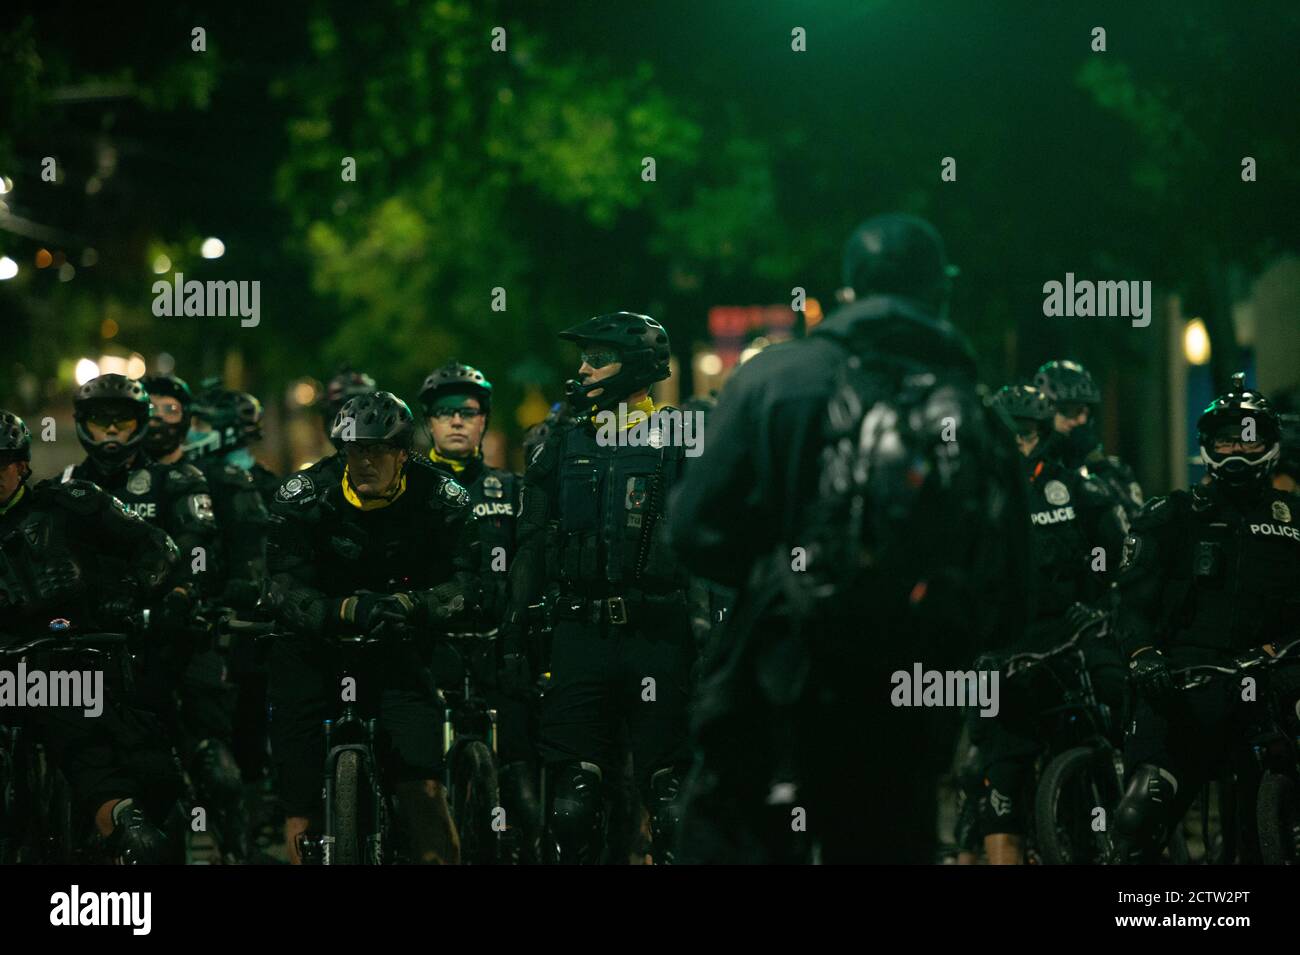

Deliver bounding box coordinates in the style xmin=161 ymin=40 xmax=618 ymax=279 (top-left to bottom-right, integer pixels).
xmin=606 ymin=596 xmax=628 ymax=625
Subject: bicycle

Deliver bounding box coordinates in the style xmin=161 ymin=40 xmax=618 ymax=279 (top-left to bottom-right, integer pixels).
xmin=994 ymin=618 xmax=1128 ymax=864
xmin=438 ymin=627 xmax=504 ymax=865
xmin=1170 ymin=636 xmax=1300 ymax=865
xmin=0 ymin=618 xmax=134 ymax=864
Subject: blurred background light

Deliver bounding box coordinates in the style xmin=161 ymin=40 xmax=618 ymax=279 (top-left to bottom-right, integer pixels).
xmin=75 ymin=358 xmax=99 ymax=385
xmin=1183 ymin=318 xmax=1211 ymax=366
xmin=200 ymin=237 xmax=226 ymax=259
xmin=152 ymin=254 xmax=172 ymax=274
xmin=0 ymin=256 xmax=18 ymax=280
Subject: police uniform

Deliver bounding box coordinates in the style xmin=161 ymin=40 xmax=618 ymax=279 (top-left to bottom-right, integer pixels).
xmin=266 ymin=455 xmax=478 ymax=819
xmin=506 ymin=404 xmax=694 ymax=861
xmin=1 ymin=479 xmax=183 ymax=824
xmin=978 ymin=451 xmax=1127 ymax=838
xmin=1114 ymin=483 xmax=1300 ymax=828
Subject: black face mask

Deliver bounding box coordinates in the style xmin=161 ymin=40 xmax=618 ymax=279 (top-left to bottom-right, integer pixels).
xmin=1061 ymin=421 xmax=1099 ymax=467
xmin=144 ymin=417 xmax=186 ymax=458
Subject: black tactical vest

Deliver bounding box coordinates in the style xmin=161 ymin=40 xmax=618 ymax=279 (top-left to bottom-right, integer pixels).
xmin=550 ymin=416 xmax=685 ymax=596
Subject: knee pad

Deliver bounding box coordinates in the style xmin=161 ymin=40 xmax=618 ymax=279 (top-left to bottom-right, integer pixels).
xmin=548 ymin=762 xmax=604 ymax=864
xmin=647 ymin=766 xmax=685 ymax=864
xmin=191 ymin=739 xmax=243 ymax=801
xmin=105 ymin=801 xmax=171 ymax=865
xmin=1112 ymin=763 xmax=1177 ymax=861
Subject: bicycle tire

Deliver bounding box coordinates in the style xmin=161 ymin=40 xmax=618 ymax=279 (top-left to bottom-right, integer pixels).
xmin=1257 ymin=771 xmax=1298 ymax=865
xmin=333 ymin=750 xmax=363 ymax=865
xmin=451 ymin=740 xmax=500 ymax=865
xmin=1035 ymin=745 xmax=1117 ymax=864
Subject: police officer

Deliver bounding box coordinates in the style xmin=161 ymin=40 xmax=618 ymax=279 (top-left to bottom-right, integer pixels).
xmin=977 ymin=384 xmax=1127 ymax=864
xmin=1035 ymin=360 xmax=1145 ymax=522
xmin=1 ymin=410 xmax=181 ymax=862
xmin=267 ymin=391 xmax=480 ymax=864
xmin=183 ymin=385 xmax=274 ymax=608
xmin=668 ymin=214 xmax=1031 ymax=864
xmin=191 ymin=386 xmax=281 ymax=505
xmin=501 ymin=311 xmax=694 ymax=864
xmin=1110 ymin=374 xmax=1300 ymax=862
xmin=62 ymin=374 xmax=216 ymax=608
xmin=418 ymin=359 xmax=540 ymax=861
xmin=135 ymin=373 xmax=253 ymax=852
xmin=185 ymin=385 xmax=281 ymax=804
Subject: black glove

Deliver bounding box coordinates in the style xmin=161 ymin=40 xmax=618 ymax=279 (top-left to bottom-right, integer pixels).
xmin=1066 ymin=602 xmax=1106 ymax=634
xmin=416 ymin=575 xmax=482 ymax=627
xmin=342 ymin=592 xmax=415 ymax=634
xmin=1129 ymin=647 xmax=1172 ymax=699
xmin=157 ymin=586 xmax=198 ymax=635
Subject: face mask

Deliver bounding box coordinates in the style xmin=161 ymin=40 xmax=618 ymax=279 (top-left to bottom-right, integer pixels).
xmin=1063 ymin=421 xmax=1099 ymax=465
xmin=185 ymin=428 xmax=222 ymax=459
xmin=224 ymin=447 xmax=255 ymax=471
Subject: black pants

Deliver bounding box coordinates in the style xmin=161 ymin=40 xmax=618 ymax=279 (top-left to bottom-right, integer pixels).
xmin=1122 ymin=649 xmax=1262 ymax=846
xmin=267 ymin=633 xmax=443 ymax=819
xmin=977 ymin=633 xmax=1126 ymax=837
xmin=678 ymin=605 xmax=946 ymax=864
xmin=539 ymin=608 xmax=694 ymax=793
xmin=4 ymin=651 xmax=183 ymax=824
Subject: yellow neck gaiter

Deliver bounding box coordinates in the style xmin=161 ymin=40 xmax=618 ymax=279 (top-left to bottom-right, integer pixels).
xmin=622 ymin=396 xmax=656 ymax=430
xmin=341 ymin=466 xmax=407 ymax=511
xmin=429 ymin=446 xmax=480 ymax=474
xmin=0 ymin=483 xmax=26 ymax=517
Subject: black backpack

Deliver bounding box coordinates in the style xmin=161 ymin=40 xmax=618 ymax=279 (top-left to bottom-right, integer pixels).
xmin=787 ymin=337 xmax=1026 ymax=657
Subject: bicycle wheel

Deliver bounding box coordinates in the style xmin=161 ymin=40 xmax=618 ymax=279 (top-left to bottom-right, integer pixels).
xmin=332 ymin=750 xmax=364 ymax=865
xmin=1257 ymin=771 xmax=1299 ymax=865
xmin=1035 ymin=745 xmax=1118 ymax=864
xmin=450 ymin=740 xmax=500 ymax=865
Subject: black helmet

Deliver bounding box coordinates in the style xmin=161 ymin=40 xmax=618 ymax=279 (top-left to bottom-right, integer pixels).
xmin=1197 ymin=372 xmax=1281 ymax=491
xmin=991 ymin=384 xmax=1054 ymax=428
xmin=558 ymin=311 xmax=671 ymax=411
xmin=73 ymin=373 xmax=151 ymax=471
xmin=1034 ymin=360 xmax=1102 ymax=407
xmin=419 ymin=360 xmax=493 ymax=418
xmin=841 ymin=213 xmax=955 ymax=308
xmin=331 ymin=391 xmax=415 ymax=450
xmin=140 ymin=373 xmax=194 ymax=458
xmin=324 ymin=368 xmax=377 ymax=413
xmin=0 ymin=411 xmax=32 ymax=463
xmin=190 ymin=388 xmax=264 ymax=456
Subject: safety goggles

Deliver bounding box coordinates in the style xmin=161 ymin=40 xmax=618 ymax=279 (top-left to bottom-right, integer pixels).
xmin=580 ymin=349 xmax=621 ymax=370
xmin=85 ymin=412 xmax=140 ymax=430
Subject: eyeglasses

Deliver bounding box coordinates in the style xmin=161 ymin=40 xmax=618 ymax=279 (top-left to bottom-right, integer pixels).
xmin=151 ymin=400 xmax=184 ymax=418
xmin=580 ymin=350 xmax=620 ymax=370
xmin=429 ymin=408 xmax=484 ymax=421
xmin=1056 ymin=403 xmax=1090 ymax=420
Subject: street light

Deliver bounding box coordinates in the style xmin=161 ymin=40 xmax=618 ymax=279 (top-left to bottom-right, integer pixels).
xmin=1183 ymin=318 xmax=1211 ymax=366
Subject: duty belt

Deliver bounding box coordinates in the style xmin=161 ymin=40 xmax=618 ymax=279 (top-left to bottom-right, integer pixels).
xmin=556 ymin=588 xmax=686 ymax=626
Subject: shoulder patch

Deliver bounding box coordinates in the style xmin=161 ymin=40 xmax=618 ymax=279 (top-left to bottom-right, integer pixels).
xmin=45 ymin=479 xmax=109 ymax=515
xmin=439 ymin=477 xmax=471 ymax=507
xmin=276 ymin=473 xmax=317 ymax=504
